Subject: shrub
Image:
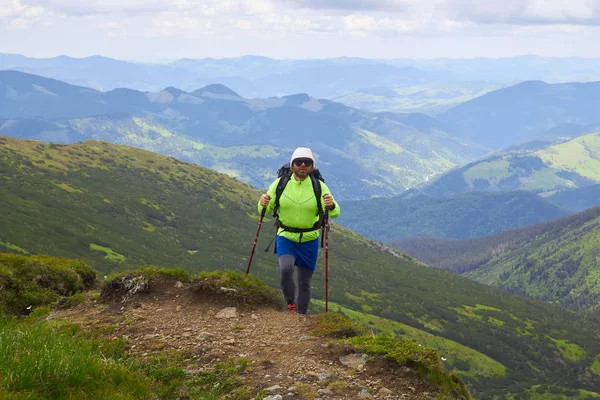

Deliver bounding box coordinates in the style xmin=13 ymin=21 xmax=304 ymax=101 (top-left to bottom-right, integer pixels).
xmin=193 ymin=270 xmax=284 ymax=309
xmin=0 ymin=253 xmax=96 ymax=315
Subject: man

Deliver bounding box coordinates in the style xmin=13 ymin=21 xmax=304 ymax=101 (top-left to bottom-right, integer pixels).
xmin=258 ymin=147 xmax=340 ymax=314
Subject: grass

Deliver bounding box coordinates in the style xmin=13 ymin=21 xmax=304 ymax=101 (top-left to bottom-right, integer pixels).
xmin=547 ymin=337 xmax=586 ymax=362
xmin=193 ymin=270 xmax=285 ymax=309
xmin=89 ymin=243 xmax=126 ymax=263
xmin=0 ymin=314 xmax=258 ymax=400
xmin=591 ymin=355 xmax=600 ymax=376
xmin=310 ymin=311 xmax=472 ymax=399
xmin=100 ymin=267 xmax=191 ymax=302
xmin=0 ymin=239 xmax=29 ymax=254
xmin=0 ymin=316 xmax=154 ymax=400
xmin=0 ymin=253 xmax=96 ymax=315
xmin=100 ymin=269 xmax=285 ymax=310
xmin=346 ymin=335 xmax=472 ymax=399
xmin=313 ymin=300 xmax=506 ymax=379
xmin=310 ymin=312 xmax=369 ymax=338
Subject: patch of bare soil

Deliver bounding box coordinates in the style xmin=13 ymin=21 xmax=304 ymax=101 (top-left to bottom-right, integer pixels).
xmin=54 ymin=280 xmax=444 ymax=399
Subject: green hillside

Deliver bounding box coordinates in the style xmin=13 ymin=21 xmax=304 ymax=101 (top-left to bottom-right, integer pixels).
xmin=0 ymin=71 xmax=490 ymax=200
xmin=331 ymin=81 xmax=506 ymax=114
xmin=391 ymin=207 xmax=600 ymax=315
xmin=2 ymin=136 xmax=600 ymax=398
xmin=440 ymin=80 xmax=600 ymax=149
xmin=549 ymin=184 xmax=600 ymax=212
xmin=416 ymin=128 xmax=600 ymax=197
xmin=338 ymin=191 xmax=568 ymax=241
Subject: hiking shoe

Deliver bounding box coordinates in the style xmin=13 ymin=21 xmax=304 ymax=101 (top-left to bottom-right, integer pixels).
xmin=287 ymin=303 xmax=297 ymax=313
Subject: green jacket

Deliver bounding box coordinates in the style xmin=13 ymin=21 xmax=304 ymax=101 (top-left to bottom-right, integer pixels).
xmin=258 ymin=176 xmax=340 ymax=243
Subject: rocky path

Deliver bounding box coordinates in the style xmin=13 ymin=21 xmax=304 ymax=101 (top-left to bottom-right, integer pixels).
xmin=54 ymin=280 xmax=440 ymax=399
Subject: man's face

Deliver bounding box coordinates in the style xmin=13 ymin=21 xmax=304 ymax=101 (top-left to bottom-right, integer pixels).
xmin=292 ymin=158 xmax=314 ymax=179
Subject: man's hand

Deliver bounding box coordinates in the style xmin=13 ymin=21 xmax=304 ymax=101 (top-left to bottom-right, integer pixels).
xmin=323 ymin=194 xmax=335 ymax=210
xmin=260 ymin=194 xmax=272 ymax=208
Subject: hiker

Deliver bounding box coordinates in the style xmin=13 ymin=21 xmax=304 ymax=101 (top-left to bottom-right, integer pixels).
xmin=258 ymin=147 xmax=340 ymax=314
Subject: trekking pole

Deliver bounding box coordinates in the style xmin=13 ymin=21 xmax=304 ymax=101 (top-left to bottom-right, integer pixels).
xmin=246 ymin=207 xmax=266 ymax=278
xmin=324 ymin=211 xmax=330 ymax=313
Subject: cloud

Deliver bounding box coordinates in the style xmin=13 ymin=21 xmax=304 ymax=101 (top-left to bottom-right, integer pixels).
xmin=19 ymin=0 xmax=275 ymax=16
xmin=19 ymin=0 xmax=174 ymax=15
xmin=287 ymin=0 xmax=600 ymax=26
xmin=445 ymin=0 xmax=600 ymax=25
xmin=0 ymin=0 xmax=46 ymax=28
xmin=286 ymin=0 xmax=412 ymax=11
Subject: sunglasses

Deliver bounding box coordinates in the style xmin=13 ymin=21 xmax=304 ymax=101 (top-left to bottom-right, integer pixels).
xmin=293 ymin=158 xmax=313 ymax=167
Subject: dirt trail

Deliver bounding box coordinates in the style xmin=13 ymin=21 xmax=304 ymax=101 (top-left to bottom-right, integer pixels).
xmin=54 ymin=280 xmax=441 ymax=399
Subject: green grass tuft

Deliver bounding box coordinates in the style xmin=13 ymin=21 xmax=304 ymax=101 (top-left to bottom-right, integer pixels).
xmin=0 ymin=317 xmax=153 ymax=400
xmin=346 ymin=335 xmax=472 ymax=399
xmin=100 ymin=267 xmax=191 ymax=302
xmin=193 ymin=270 xmax=285 ymax=309
xmin=311 ymin=312 xmax=369 ymax=338
xmin=0 ymin=253 xmax=96 ymax=315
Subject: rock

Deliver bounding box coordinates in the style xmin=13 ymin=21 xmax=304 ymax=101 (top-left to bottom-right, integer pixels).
xmin=378 ymin=387 xmax=393 ymax=396
xmin=143 ymin=333 xmax=159 ymax=339
xmin=315 ymin=373 xmax=337 ymax=381
xmin=175 ymin=281 xmax=184 ymax=288
xmin=263 ymin=396 xmax=283 ymax=400
xmin=358 ymin=388 xmax=373 ymax=398
xmin=215 ymin=307 xmax=238 ymax=319
xmin=182 ymin=332 xmax=193 ymax=338
xmin=196 ymin=331 xmax=214 ymax=340
xmin=175 ymin=305 xmax=182 ymax=312
xmin=339 ymin=353 xmax=370 ymax=370
xmin=318 ymin=388 xmax=333 ymax=395
xmin=220 ymin=286 xmax=238 ymax=292
xmin=251 ymin=314 xmax=259 ymax=319
xmin=266 ymin=385 xmax=282 ymax=392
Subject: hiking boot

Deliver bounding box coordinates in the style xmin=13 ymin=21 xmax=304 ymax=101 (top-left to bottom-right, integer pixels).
xmin=287 ymin=303 xmax=297 ymax=313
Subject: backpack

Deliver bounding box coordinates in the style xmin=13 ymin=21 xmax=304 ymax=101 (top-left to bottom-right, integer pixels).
xmin=265 ymin=163 xmax=327 ymax=252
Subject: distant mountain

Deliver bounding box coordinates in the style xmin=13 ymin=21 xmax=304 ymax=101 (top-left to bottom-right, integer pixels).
xmin=413 ymin=127 xmax=600 ymax=197
xmin=5 ymin=53 xmax=600 ymax=97
xmin=439 ymin=80 xmax=600 ymax=149
xmin=386 ymin=55 xmax=600 ymax=83
xmin=192 ymin=84 xmax=240 ymax=97
xmin=549 ymin=184 xmax=600 ymax=212
xmin=0 ymin=71 xmax=488 ymax=200
xmin=337 ymin=191 xmax=568 ymax=242
xmin=392 ymin=207 xmax=600 ymax=315
xmin=1 ymin=54 xmax=447 ymax=98
xmin=2 ymin=135 xmax=600 ymax=399
xmin=331 ymin=81 xmax=510 ymax=114
xmin=0 ymin=54 xmax=189 ymax=92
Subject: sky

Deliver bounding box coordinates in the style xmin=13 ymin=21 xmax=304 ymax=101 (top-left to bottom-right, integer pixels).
xmin=1 ymin=0 xmax=600 ymax=61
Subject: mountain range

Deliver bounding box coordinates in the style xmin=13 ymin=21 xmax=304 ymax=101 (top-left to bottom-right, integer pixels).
xmin=439 ymin=81 xmax=600 ymax=149
xmin=0 ymin=70 xmax=488 ymax=200
xmin=413 ymin=126 xmax=600 ymax=197
xmin=391 ymin=206 xmax=600 ymax=315
xmin=0 ymin=53 xmax=449 ymax=98
xmin=338 ymin=190 xmax=569 ymax=241
xmin=1 ymin=135 xmax=600 ymax=398
xmin=4 ymin=53 xmax=600 ymax=96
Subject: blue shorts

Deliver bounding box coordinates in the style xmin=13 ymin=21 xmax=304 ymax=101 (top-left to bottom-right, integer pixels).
xmin=276 ymin=236 xmax=319 ymax=271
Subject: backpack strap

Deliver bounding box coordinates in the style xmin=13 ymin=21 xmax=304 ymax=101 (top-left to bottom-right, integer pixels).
xmin=274 ymin=171 xmax=292 ymax=217
xmin=310 ymin=174 xmax=324 ymax=218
